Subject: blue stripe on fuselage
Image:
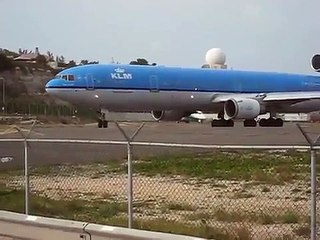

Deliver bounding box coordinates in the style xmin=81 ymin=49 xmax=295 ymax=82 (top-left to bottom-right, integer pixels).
xmin=46 ymin=64 xmax=320 ymax=93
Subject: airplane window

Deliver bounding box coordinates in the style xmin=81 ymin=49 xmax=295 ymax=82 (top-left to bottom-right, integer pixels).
xmin=68 ymin=75 xmax=75 ymax=81
xmin=55 ymin=75 xmax=61 ymax=79
xmin=62 ymin=75 xmax=68 ymax=80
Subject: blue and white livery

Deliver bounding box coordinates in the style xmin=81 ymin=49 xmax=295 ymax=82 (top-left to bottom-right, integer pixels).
xmin=45 ymin=55 xmax=320 ymax=128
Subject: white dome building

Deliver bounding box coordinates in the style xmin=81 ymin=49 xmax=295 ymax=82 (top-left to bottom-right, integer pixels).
xmin=203 ymin=48 xmax=227 ymax=69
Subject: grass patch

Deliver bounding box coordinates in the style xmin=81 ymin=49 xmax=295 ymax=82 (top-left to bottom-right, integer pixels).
xmin=0 ymin=184 xmax=127 ymax=221
xmin=0 ymin=150 xmax=311 ymax=183
xmin=133 ymin=151 xmax=309 ymax=183
xmin=215 ymin=208 xmax=248 ymax=222
xmin=0 ymin=184 xmax=252 ymax=239
xmin=186 ymin=212 xmax=215 ymax=221
xmin=211 ymin=208 xmax=304 ymax=225
xmin=131 ymin=217 xmax=250 ymax=240
xmin=28 ymin=161 xmax=125 ymax=178
xmin=279 ymin=211 xmax=300 ymax=224
xmin=0 ymin=183 xmax=307 ymax=239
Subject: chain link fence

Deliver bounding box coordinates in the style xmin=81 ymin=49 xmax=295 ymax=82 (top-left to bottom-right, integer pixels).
xmin=0 ymin=126 xmax=319 ymax=239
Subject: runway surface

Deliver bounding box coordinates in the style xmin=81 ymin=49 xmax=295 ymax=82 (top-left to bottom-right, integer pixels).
xmin=1 ymin=121 xmax=320 ymax=169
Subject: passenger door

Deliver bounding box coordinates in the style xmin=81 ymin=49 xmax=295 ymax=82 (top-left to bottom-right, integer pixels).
xmin=86 ymin=74 xmax=94 ymax=90
xmin=149 ymin=75 xmax=159 ymax=92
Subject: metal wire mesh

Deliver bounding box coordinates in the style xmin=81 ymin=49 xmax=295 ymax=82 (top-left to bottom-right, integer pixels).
xmin=0 ymin=141 xmax=318 ymax=239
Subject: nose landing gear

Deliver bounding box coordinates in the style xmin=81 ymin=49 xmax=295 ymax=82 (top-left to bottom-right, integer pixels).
xmin=97 ymin=112 xmax=108 ymax=128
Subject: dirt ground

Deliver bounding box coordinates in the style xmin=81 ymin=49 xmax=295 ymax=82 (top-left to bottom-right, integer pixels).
xmin=3 ymin=173 xmax=317 ymax=239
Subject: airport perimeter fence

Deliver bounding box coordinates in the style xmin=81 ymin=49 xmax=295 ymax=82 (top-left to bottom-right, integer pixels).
xmin=0 ymin=122 xmax=319 ymax=240
xmin=2 ymin=102 xmax=97 ymax=120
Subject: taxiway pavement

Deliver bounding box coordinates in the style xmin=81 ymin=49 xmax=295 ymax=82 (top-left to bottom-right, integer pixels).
xmin=1 ymin=121 xmax=319 ymax=169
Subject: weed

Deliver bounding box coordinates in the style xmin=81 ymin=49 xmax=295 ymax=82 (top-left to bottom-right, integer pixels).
xmin=231 ymin=191 xmax=255 ymax=199
xmin=186 ymin=212 xmax=215 ymax=221
xmin=98 ymin=202 xmax=127 ymax=219
xmin=261 ymin=186 xmax=271 ymax=192
xmin=235 ymin=227 xmax=252 ymax=240
xmin=166 ymin=202 xmax=195 ymax=211
xmin=256 ymin=213 xmax=275 ymax=225
xmin=214 ymin=208 xmax=247 ymax=222
xmin=280 ymin=211 xmax=299 ymax=224
xmin=269 ymin=235 xmax=295 ymax=240
xmin=294 ymin=225 xmax=310 ymax=237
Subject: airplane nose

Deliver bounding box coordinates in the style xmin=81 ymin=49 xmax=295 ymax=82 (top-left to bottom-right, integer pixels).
xmin=45 ymin=79 xmax=55 ymax=93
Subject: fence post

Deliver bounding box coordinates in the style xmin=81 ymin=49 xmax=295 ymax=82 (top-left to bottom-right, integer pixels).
xmin=23 ymin=137 xmax=29 ymax=215
xmin=127 ymin=142 xmax=133 ymax=228
xmin=297 ymin=124 xmax=318 ymax=240
xmin=310 ymin=149 xmax=317 ymax=240
xmin=14 ymin=121 xmax=37 ymax=215
xmin=114 ymin=121 xmax=145 ymax=229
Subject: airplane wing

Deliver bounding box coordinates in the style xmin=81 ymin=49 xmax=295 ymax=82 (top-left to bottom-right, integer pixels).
xmin=262 ymin=92 xmax=320 ymax=102
xmin=211 ymin=92 xmax=320 ymax=103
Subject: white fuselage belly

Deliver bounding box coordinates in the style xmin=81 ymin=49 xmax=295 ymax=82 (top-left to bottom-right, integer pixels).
xmin=47 ymin=88 xmax=219 ymax=111
xmin=47 ymin=88 xmax=320 ymax=113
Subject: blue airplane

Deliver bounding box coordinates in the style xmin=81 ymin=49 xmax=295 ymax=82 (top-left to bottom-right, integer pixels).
xmin=45 ymin=54 xmax=320 ymax=128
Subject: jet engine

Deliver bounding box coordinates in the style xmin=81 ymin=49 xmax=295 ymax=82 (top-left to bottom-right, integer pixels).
xmin=151 ymin=110 xmax=189 ymax=121
xmin=311 ymin=54 xmax=320 ymax=72
xmin=224 ymin=98 xmax=263 ymax=120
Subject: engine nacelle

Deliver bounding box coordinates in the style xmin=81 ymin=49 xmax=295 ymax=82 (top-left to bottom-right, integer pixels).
xmin=151 ymin=110 xmax=188 ymax=121
xmin=311 ymin=54 xmax=320 ymax=72
xmin=224 ymin=98 xmax=263 ymax=120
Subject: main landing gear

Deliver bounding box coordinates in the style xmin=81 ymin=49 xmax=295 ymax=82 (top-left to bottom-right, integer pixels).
xmin=258 ymin=117 xmax=283 ymax=127
xmin=211 ymin=112 xmax=234 ymax=127
xmin=243 ymin=117 xmax=283 ymax=127
xmin=210 ymin=112 xmax=284 ymax=127
xmin=243 ymin=119 xmax=257 ymax=127
xmin=97 ymin=112 xmax=108 ymax=128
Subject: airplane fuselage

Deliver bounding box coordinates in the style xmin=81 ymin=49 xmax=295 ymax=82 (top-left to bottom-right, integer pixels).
xmin=45 ymin=64 xmax=320 ymax=114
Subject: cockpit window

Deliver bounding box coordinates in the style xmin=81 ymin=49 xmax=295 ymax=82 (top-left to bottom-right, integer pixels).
xmin=55 ymin=74 xmax=75 ymax=81
xmin=68 ymin=75 xmax=75 ymax=81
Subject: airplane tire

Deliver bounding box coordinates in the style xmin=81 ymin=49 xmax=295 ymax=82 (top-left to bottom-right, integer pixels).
xmin=211 ymin=119 xmax=234 ymax=127
xmin=98 ymin=120 xmax=103 ymax=128
xmin=227 ymin=120 xmax=234 ymax=127
xmin=259 ymin=119 xmax=268 ymax=127
xmin=259 ymin=118 xmax=283 ymax=127
xmin=244 ymin=119 xmax=257 ymax=127
xmin=275 ymin=118 xmax=283 ymax=127
xmin=103 ymin=120 xmax=108 ymax=128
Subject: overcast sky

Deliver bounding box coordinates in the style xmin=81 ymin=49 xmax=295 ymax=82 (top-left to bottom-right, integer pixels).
xmin=1 ymin=0 xmax=320 ymax=73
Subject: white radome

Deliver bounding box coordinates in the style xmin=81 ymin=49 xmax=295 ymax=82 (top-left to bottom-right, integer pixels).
xmin=205 ymin=48 xmax=226 ymax=66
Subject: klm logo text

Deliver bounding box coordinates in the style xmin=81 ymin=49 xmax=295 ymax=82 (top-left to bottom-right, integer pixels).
xmin=111 ymin=73 xmax=132 ymax=80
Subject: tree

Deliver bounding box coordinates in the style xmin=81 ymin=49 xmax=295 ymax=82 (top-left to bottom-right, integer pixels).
xmin=0 ymin=49 xmax=19 ymax=58
xmin=67 ymin=60 xmax=77 ymax=68
xmin=80 ymin=60 xmax=89 ymax=65
xmin=47 ymin=51 xmax=54 ymax=61
xmin=58 ymin=55 xmax=65 ymax=64
xmin=129 ymin=58 xmax=156 ymax=66
xmin=36 ymin=54 xmax=48 ymax=67
xmin=0 ymin=53 xmax=14 ymax=72
xmin=56 ymin=55 xmax=67 ymax=68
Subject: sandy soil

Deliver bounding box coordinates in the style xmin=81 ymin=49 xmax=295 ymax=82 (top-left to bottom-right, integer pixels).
xmin=3 ymin=173 xmax=318 ymax=239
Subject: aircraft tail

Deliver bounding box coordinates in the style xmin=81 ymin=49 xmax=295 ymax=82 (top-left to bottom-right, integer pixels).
xmin=311 ymin=54 xmax=320 ymax=72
